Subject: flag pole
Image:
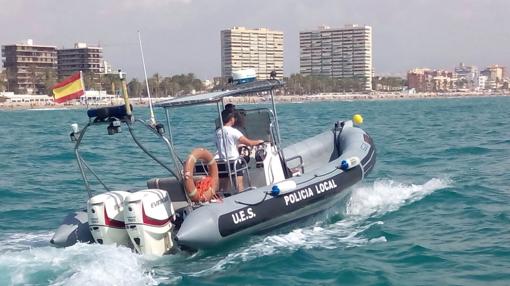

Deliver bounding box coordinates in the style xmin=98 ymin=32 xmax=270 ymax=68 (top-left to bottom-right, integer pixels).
xmin=138 ymin=30 xmax=156 ymax=126
xmin=119 ymin=71 xmax=132 ymax=116
xmin=79 ymin=71 xmax=89 ymax=109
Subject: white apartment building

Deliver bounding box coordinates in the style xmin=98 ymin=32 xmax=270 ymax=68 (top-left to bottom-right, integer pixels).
xmin=300 ymin=25 xmax=373 ymax=91
xmin=477 ymin=75 xmax=488 ymax=91
xmin=221 ymin=27 xmax=284 ymax=80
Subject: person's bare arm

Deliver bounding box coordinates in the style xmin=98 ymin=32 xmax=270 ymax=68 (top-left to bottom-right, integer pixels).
xmin=239 ymin=136 xmax=264 ymax=146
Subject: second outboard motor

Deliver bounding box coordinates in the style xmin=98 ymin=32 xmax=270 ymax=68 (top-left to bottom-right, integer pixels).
xmin=87 ymin=191 xmax=132 ymax=247
xmin=124 ymin=189 xmax=176 ymax=256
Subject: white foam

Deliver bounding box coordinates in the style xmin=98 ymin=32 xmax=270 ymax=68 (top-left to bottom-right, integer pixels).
xmin=0 ymin=240 xmax=156 ymax=286
xmin=191 ymin=178 xmax=451 ymax=276
xmin=0 ymin=232 xmax=53 ymax=252
xmin=345 ymin=177 xmax=451 ymax=218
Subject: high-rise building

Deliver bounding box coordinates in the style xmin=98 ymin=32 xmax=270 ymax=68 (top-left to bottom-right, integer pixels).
xmin=221 ymin=27 xmax=284 ymax=80
xmin=57 ymin=43 xmax=103 ymax=80
xmin=300 ymin=25 xmax=373 ymax=91
xmin=1 ymin=39 xmax=57 ymax=94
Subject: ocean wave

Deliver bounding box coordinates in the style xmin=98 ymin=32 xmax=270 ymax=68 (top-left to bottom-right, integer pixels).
xmin=345 ymin=177 xmax=451 ymax=218
xmin=438 ymin=146 xmax=491 ymax=156
xmin=0 ymin=234 xmax=156 ymax=286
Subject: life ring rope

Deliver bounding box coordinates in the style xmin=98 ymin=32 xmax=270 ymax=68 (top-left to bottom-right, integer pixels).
xmin=183 ymin=148 xmax=219 ymax=202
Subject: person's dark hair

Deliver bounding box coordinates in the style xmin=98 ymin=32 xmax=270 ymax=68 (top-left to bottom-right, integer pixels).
xmin=221 ymin=110 xmax=235 ymax=124
xmin=225 ymin=103 xmax=236 ymax=112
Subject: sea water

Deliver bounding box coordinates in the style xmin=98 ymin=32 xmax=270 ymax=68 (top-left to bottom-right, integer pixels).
xmin=0 ymin=97 xmax=509 ymax=285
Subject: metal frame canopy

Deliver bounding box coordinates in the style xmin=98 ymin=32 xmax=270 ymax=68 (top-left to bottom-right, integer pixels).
xmin=154 ymin=78 xmax=288 ymax=191
xmin=154 ymin=79 xmax=283 ymax=108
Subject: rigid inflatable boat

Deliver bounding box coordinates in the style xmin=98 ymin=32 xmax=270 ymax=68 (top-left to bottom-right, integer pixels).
xmin=50 ymin=78 xmax=376 ymax=255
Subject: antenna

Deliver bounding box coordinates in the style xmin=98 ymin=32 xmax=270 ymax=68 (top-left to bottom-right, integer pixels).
xmin=138 ymin=30 xmax=156 ymax=126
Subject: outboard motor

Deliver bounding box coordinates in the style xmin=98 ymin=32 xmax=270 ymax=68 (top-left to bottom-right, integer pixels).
xmin=124 ymin=189 xmax=176 ymax=256
xmin=87 ymin=191 xmax=132 ymax=247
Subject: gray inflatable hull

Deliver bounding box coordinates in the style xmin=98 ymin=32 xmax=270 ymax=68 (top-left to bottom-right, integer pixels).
xmin=50 ymin=211 xmax=94 ymax=247
xmin=176 ymin=124 xmax=376 ymax=249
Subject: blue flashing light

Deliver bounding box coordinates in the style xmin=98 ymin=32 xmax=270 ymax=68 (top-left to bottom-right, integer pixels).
xmin=270 ymin=185 xmax=280 ymax=196
xmin=340 ymin=160 xmax=349 ymax=171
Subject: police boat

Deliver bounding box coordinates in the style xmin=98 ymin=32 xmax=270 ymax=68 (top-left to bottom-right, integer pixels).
xmin=50 ymin=75 xmax=376 ymax=255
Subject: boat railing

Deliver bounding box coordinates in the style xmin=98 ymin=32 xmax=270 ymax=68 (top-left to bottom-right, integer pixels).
xmin=194 ymin=156 xmax=253 ymax=193
xmin=72 ymin=114 xmax=182 ymax=198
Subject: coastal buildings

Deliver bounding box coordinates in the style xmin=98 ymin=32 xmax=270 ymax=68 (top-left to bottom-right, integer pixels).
xmin=57 ymin=43 xmax=103 ymax=80
xmin=1 ymin=40 xmax=106 ymax=94
xmin=454 ymin=63 xmax=478 ymax=90
xmin=407 ymin=63 xmax=508 ymax=92
xmin=407 ymin=69 xmax=454 ymax=92
xmin=220 ymin=27 xmax=284 ymax=80
xmin=481 ymin=65 xmax=505 ymax=90
xmin=407 ymin=69 xmax=428 ymax=92
xmin=477 ymin=75 xmax=488 ymax=91
xmin=299 ymin=25 xmax=373 ymax=91
xmin=1 ymin=39 xmax=57 ymax=94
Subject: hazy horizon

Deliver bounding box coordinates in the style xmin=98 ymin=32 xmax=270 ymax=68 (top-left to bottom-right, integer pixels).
xmin=1 ymin=0 xmax=509 ymax=79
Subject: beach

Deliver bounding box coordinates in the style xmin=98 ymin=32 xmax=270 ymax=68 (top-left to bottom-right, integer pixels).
xmin=0 ymin=91 xmax=509 ymax=110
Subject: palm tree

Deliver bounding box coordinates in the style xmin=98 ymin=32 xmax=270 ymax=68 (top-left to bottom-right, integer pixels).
xmin=0 ymin=70 xmax=5 ymax=92
xmin=128 ymin=78 xmax=143 ymax=97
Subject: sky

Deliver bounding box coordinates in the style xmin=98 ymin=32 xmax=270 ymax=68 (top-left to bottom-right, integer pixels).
xmin=1 ymin=0 xmax=509 ymax=80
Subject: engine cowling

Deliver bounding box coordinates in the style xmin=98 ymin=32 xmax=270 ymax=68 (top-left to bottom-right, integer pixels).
xmin=87 ymin=191 xmax=132 ymax=247
xmin=124 ymin=189 xmax=176 ymax=256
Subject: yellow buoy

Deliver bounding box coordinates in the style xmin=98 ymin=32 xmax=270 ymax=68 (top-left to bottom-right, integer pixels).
xmin=352 ymin=114 xmax=363 ymax=125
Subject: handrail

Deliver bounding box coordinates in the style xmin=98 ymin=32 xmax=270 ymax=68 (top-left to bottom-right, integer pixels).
xmin=73 ymin=117 xmax=183 ymax=199
xmin=127 ymin=123 xmax=180 ymax=180
xmin=285 ymin=155 xmax=305 ymax=175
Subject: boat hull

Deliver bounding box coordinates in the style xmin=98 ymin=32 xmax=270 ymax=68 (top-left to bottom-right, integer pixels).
xmin=175 ymin=166 xmax=363 ymax=249
xmin=175 ymin=124 xmax=376 ymax=249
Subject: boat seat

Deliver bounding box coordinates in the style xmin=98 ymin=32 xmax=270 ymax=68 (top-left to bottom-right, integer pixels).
xmin=146 ymin=177 xmax=189 ymax=211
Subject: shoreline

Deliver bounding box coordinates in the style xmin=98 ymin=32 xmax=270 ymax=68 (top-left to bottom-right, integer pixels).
xmin=229 ymin=91 xmax=509 ymax=104
xmin=0 ymin=92 xmax=508 ymax=110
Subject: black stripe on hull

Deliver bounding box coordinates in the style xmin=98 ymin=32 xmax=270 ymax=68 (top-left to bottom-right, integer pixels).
xmin=362 ymin=146 xmax=376 ymax=175
xmin=361 ymin=132 xmax=376 ymax=176
xmin=218 ymin=166 xmax=363 ymax=237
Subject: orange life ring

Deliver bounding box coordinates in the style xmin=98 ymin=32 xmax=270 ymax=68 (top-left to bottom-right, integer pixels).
xmin=183 ymin=148 xmax=219 ymax=202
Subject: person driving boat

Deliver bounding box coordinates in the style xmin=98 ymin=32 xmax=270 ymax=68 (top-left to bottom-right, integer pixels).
xmin=215 ymin=109 xmax=264 ymax=193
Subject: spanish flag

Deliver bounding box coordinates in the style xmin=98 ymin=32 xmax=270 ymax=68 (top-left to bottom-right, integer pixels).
xmin=51 ymin=71 xmax=85 ymax=103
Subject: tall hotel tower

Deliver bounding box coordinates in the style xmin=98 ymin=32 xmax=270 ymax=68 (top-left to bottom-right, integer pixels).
xmin=300 ymin=25 xmax=373 ymax=91
xmin=221 ymin=27 xmax=284 ymax=80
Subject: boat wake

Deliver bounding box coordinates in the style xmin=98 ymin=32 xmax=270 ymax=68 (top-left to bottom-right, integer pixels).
xmin=189 ymin=177 xmax=451 ymax=277
xmin=0 ymin=178 xmax=450 ymax=285
xmin=0 ymin=235 xmax=156 ymax=286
